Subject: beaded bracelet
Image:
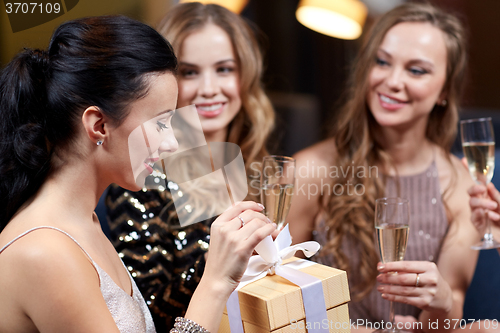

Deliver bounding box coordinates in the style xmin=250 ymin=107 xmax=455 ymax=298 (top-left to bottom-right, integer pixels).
xmin=170 ymin=317 xmax=210 ymax=333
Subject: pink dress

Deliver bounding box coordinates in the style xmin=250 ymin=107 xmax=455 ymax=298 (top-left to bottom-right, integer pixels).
xmin=314 ymin=160 xmax=448 ymax=323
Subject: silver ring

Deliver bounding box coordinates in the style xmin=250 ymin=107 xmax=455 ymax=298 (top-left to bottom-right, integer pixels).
xmin=238 ymin=215 xmax=245 ymax=227
xmin=415 ymin=273 xmax=420 ymax=287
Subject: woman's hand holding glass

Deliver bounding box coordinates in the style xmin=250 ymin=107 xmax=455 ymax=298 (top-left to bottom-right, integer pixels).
xmin=375 ymin=198 xmax=411 ymax=333
xmin=377 ymin=260 xmax=453 ymax=314
xmin=468 ymin=182 xmax=500 ymax=240
xmin=461 ymin=117 xmax=500 ymax=249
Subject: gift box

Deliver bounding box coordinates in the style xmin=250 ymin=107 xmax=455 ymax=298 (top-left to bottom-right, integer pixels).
xmin=218 ymin=258 xmax=350 ymax=333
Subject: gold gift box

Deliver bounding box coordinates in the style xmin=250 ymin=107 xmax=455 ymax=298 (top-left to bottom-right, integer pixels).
xmin=218 ymin=258 xmax=350 ymax=333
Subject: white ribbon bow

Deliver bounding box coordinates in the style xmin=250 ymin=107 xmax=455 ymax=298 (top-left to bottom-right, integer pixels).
xmin=227 ymin=225 xmax=329 ymax=332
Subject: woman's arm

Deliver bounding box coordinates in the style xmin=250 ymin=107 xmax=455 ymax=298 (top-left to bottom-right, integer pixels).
xmin=287 ymin=139 xmax=335 ymax=245
xmin=183 ymin=201 xmax=276 ymax=332
xmin=419 ymin=156 xmax=479 ymax=330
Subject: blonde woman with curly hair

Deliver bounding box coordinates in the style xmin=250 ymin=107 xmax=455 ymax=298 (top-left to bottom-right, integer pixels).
xmin=288 ymin=3 xmax=481 ymax=332
xmin=105 ymin=3 xmax=275 ymax=331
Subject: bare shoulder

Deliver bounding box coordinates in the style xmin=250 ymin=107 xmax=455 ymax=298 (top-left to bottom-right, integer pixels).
xmin=293 ymin=138 xmax=336 ymax=203
xmin=294 ymin=137 xmax=336 ymax=164
xmin=288 ymin=138 xmax=336 ymax=244
xmin=294 ymin=138 xmax=336 ymax=182
xmin=0 ymin=228 xmax=119 ymax=332
xmin=0 ymin=228 xmax=100 ymax=304
xmin=435 ymin=150 xmax=478 ymax=293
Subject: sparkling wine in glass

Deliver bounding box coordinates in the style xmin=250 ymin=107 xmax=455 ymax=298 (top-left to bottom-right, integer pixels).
xmin=375 ymin=197 xmax=410 ymax=333
xmin=260 ymin=155 xmax=295 ymax=230
xmin=461 ymin=117 xmax=500 ymax=249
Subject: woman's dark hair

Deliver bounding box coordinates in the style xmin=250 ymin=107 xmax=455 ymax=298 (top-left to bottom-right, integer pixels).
xmin=0 ymin=16 xmax=177 ymax=230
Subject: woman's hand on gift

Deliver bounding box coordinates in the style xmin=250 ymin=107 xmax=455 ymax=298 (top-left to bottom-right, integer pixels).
xmin=376 ymin=261 xmax=453 ymax=314
xmin=184 ymin=202 xmax=276 ymax=332
xmin=203 ymin=201 xmax=276 ymax=296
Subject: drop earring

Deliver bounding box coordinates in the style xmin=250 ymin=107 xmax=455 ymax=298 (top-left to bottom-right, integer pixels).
xmin=97 ymin=140 xmax=103 ymax=146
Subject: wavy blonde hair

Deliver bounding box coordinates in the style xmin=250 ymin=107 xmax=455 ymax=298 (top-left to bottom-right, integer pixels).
xmin=157 ymin=3 xmax=275 ymax=202
xmin=322 ymin=2 xmax=467 ymax=301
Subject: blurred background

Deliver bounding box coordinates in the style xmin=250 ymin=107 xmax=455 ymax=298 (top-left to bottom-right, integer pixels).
xmin=1 ymin=0 xmax=500 ymax=319
xmin=1 ymin=0 xmax=499 ymax=156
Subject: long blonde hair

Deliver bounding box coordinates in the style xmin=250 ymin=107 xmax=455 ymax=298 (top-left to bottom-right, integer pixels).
xmin=157 ymin=3 xmax=274 ymax=201
xmin=322 ymin=2 xmax=468 ymax=301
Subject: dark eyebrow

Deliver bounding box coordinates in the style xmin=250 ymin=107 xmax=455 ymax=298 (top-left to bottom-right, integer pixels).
xmin=179 ymin=59 xmax=236 ymax=67
xmin=378 ymin=48 xmax=435 ymax=69
xmin=156 ymin=109 xmax=174 ymax=117
xmin=179 ymin=62 xmax=197 ymax=67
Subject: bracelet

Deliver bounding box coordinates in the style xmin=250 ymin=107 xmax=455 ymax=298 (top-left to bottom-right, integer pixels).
xmin=169 ymin=317 xmax=210 ymax=333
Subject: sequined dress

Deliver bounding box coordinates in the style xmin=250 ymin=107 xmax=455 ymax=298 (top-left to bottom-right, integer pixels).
xmin=0 ymin=226 xmax=156 ymax=333
xmin=314 ymin=160 xmax=449 ymax=323
xmin=106 ymin=181 xmax=214 ymax=331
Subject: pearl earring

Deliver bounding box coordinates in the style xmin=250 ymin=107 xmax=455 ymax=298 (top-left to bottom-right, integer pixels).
xmin=441 ymin=100 xmax=448 ymax=106
xmin=96 ymin=140 xmax=103 ymax=146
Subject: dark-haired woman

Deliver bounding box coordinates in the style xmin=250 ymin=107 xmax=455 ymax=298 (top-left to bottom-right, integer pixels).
xmin=105 ymin=3 xmax=275 ymax=330
xmin=0 ymin=16 xmax=275 ymax=333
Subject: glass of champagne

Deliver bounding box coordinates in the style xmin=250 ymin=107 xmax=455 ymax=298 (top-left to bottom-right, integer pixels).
xmin=260 ymin=155 xmax=295 ymax=230
xmin=461 ymin=117 xmax=500 ymax=249
xmin=375 ymin=197 xmax=410 ymax=333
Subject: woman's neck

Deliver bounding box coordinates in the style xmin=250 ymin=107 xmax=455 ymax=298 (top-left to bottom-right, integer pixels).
xmin=377 ymin=123 xmax=435 ymax=176
xmin=32 ymin=158 xmax=104 ymax=225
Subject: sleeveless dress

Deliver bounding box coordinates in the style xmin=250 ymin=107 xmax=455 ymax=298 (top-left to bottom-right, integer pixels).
xmin=106 ymin=183 xmax=213 ymax=331
xmin=314 ymin=160 xmax=449 ymax=323
xmin=0 ymin=226 xmax=156 ymax=333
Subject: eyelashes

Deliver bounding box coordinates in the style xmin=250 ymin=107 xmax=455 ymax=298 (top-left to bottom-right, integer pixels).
xmin=179 ymin=66 xmax=236 ymax=78
xmin=376 ymin=57 xmax=430 ymax=76
xmin=157 ymin=121 xmax=168 ymax=131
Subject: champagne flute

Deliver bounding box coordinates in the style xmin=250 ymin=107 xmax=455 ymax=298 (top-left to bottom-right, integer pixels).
xmin=375 ymin=197 xmax=410 ymax=333
xmin=461 ymin=117 xmax=500 ymax=249
xmin=260 ymin=155 xmax=295 ymax=230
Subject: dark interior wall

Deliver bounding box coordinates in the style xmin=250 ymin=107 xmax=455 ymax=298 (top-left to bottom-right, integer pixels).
xmin=0 ymin=0 xmax=175 ymax=65
xmin=1 ymin=0 xmax=499 ymax=154
xmin=239 ymin=0 xmax=500 ymax=155
xmin=425 ymin=0 xmax=500 ymax=110
xmin=462 ymin=0 xmax=500 ymax=109
xmin=243 ymin=0 xmax=359 ymax=137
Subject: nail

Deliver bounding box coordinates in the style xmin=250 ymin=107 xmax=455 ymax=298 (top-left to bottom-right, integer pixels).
xmin=258 ymin=203 xmax=265 ymax=210
xmin=376 ymin=275 xmax=383 ymax=281
xmin=377 ymin=286 xmax=384 ymax=291
xmin=378 ymin=264 xmax=385 ymax=270
xmin=267 ymin=217 xmax=273 ymax=224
